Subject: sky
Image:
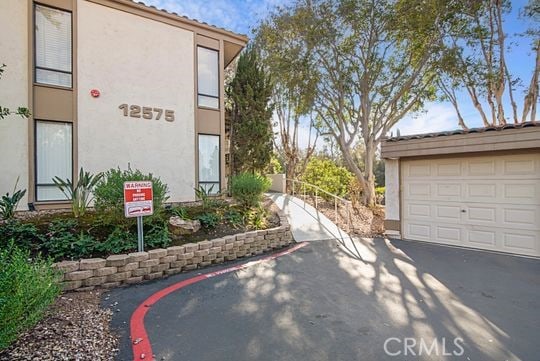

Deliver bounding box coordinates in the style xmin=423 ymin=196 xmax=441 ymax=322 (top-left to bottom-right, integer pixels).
xmin=145 ymin=0 xmax=538 ymax=147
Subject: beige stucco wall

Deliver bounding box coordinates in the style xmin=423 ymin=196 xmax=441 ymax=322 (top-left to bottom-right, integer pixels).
xmin=0 ymin=0 xmax=30 ymax=209
xmin=384 ymin=159 xmax=400 ymax=232
xmin=267 ymin=174 xmax=286 ymax=193
xmin=77 ymin=1 xmax=196 ymax=202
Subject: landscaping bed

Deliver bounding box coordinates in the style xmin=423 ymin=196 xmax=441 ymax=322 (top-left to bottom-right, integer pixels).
xmin=0 ymin=290 xmax=118 ymax=361
xmin=298 ymin=195 xmax=385 ymax=236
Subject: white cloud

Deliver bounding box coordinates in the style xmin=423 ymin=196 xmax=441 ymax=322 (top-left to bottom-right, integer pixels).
xmin=391 ymin=102 xmax=463 ymax=137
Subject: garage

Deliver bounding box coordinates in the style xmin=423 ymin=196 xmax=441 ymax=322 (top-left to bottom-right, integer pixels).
xmin=382 ymin=122 xmax=540 ymax=257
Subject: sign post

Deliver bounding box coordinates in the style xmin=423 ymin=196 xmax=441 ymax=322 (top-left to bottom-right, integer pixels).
xmin=124 ymin=181 xmax=153 ymax=252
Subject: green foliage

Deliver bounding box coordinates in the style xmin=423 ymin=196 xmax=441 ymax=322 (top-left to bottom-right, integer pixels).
xmin=144 ymin=220 xmax=171 ymax=249
xmin=53 ymin=168 xmax=103 ymax=217
xmin=97 ymin=227 xmax=136 ymax=255
xmin=0 ymin=64 xmax=31 ymax=120
xmin=0 ymin=220 xmax=42 ymax=251
xmin=302 ymin=158 xmax=354 ymax=200
xmin=0 ymin=243 xmax=60 ymax=350
xmin=41 ymin=220 xmax=96 ymax=260
xmin=171 ymin=206 xmax=189 ymax=220
xmin=0 ymin=177 xmax=26 ymax=220
xmin=227 ymin=46 xmax=274 ymax=174
xmin=374 ymin=159 xmax=385 ymax=187
xmin=197 ymin=212 xmax=221 ymax=229
xmin=244 ymin=206 xmax=268 ymax=230
xmin=194 ymin=185 xmax=218 ymax=210
xmin=94 ymin=167 xmax=169 ymax=224
xmin=265 ymin=154 xmax=284 ymax=174
xmin=231 ymin=173 xmax=271 ymax=209
xmin=224 ymin=209 xmax=243 ymax=229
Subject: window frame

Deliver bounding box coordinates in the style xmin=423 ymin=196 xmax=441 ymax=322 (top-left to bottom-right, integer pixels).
xmin=34 ymin=119 xmax=74 ymax=202
xmin=33 ymin=2 xmax=73 ymax=89
xmin=196 ymin=46 xmax=220 ymax=110
xmin=197 ymin=133 xmax=221 ymax=194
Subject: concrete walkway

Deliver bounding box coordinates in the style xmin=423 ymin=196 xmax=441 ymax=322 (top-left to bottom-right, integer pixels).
xmin=267 ymin=193 xmax=351 ymax=242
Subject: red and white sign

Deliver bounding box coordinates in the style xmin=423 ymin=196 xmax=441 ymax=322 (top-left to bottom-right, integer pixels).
xmin=124 ymin=181 xmax=153 ymax=218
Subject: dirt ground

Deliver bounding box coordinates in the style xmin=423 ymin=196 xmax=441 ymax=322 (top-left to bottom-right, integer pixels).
xmin=298 ymin=195 xmax=385 ymax=236
xmin=0 ymin=291 xmax=118 ymax=361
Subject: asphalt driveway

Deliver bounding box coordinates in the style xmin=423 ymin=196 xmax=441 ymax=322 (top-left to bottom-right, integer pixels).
xmin=106 ymin=238 xmax=540 ymax=361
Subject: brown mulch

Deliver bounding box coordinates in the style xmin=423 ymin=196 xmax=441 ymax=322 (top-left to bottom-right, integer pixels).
xmin=0 ymin=291 xmax=118 ymax=361
xmin=298 ymin=195 xmax=385 ymax=237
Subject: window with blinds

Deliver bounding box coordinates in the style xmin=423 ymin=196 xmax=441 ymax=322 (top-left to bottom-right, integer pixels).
xmin=198 ymin=134 xmax=220 ymax=194
xmin=35 ymin=121 xmax=72 ymax=201
xmin=34 ymin=4 xmax=72 ymax=87
xmin=197 ymin=47 xmax=219 ymax=109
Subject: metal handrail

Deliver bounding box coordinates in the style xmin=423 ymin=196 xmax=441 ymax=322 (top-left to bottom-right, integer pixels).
xmin=286 ymin=178 xmax=352 ymax=233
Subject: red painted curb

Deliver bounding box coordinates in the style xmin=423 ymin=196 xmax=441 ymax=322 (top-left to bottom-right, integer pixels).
xmin=129 ymin=242 xmax=308 ymax=360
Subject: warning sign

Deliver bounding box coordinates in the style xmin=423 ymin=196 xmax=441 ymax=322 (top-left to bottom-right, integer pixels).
xmin=124 ymin=181 xmax=153 ymax=218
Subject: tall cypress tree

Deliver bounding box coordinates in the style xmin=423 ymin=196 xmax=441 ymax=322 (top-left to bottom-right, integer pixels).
xmin=227 ymin=46 xmax=274 ymax=175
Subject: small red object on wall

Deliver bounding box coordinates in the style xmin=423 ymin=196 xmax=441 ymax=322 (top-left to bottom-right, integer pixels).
xmin=90 ymin=89 xmax=100 ymax=98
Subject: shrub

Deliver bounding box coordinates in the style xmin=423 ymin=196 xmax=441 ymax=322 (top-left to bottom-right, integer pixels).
xmin=375 ymin=186 xmax=385 ymax=205
xmin=231 ymin=173 xmax=271 ymax=209
xmin=41 ymin=220 xmax=96 ymax=260
xmin=302 ymin=158 xmax=354 ymax=200
xmin=0 ymin=177 xmax=26 ymax=220
xmin=94 ymin=167 xmax=169 ymax=224
xmin=194 ymin=185 xmax=220 ymax=210
xmin=197 ymin=212 xmax=221 ymax=229
xmin=144 ymin=220 xmax=171 ymax=249
xmin=224 ymin=209 xmax=243 ymax=228
xmin=0 ymin=220 xmax=42 ymax=251
xmin=244 ymin=206 xmax=268 ymax=230
xmin=171 ymin=206 xmax=189 ymax=220
xmin=0 ymin=243 xmax=60 ymax=350
xmin=53 ymin=167 xmax=103 ymax=217
xmin=96 ymin=227 xmax=136 ymax=255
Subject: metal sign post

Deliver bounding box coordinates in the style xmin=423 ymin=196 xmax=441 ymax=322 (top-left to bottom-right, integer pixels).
xmin=124 ymin=181 xmax=154 ymax=252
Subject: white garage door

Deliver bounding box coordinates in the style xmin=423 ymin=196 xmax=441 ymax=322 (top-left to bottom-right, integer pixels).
xmin=402 ymin=153 xmax=540 ymax=257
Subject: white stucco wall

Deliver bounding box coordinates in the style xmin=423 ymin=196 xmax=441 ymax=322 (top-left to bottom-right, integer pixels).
xmin=385 ymin=159 xmax=400 ymax=222
xmin=77 ymin=1 xmax=196 ymax=202
xmin=0 ymin=0 xmax=29 ymax=209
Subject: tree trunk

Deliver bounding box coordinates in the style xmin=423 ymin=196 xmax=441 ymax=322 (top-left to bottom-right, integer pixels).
xmin=362 ymin=139 xmax=377 ymax=207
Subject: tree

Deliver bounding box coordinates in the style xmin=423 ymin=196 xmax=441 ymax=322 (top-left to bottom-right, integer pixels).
xmin=256 ymin=0 xmax=445 ymax=206
xmin=226 ymin=47 xmax=274 ymax=175
xmin=255 ymin=13 xmax=319 ymax=189
xmin=437 ymin=0 xmax=540 ymax=127
xmin=0 ymin=64 xmax=30 ymax=119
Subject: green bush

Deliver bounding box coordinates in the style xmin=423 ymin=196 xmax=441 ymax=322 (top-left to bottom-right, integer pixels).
xmin=231 ymin=173 xmax=271 ymax=209
xmin=224 ymin=209 xmax=243 ymax=228
xmin=41 ymin=220 xmax=96 ymax=260
xmin=96 ymin=227 xmax=135 ymax=255
xmin=0 ymin=178 xmax=26 ymax=220
xmin=302 ymin=158 xmax=354 ymax=200
xmin=94 ymin=167 xmax=169 ymax=224
xmin=171 ymin=206 xmax=189 ymax=220
xmin=144 ymin=219 xmax=171 ymax=249
xmin=375 ymin=186 xmax=385 ymax=204
xmin=0 ymin=243 xmax=60 ymax=350
xmin=53 ymin=167 xmax=103 ymax=217
xmin=243 ymin=206 xmax=268 ymax=230
xmin=197 ymin=212 xmax=221 ymax=229
xmin=0 ymin=220 xmax=43 ymax=251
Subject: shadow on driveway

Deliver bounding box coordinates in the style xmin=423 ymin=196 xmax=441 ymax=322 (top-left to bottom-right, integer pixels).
xmin=107 ymin=238 xmax=540 ymax=361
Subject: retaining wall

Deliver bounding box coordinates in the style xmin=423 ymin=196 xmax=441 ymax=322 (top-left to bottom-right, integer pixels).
xmin=53 ymin=214 xmax=294 ymax=292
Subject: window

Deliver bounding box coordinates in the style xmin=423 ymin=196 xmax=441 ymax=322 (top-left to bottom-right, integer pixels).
xmin=197 ymin=46 xmax=219 ymax=109
xmin=198 ymin=134 xmax=220 ymax=194
xmin=35 ymin=121 xmax=72 ymax=201
xmin=35 ymin=4 xmax=72 ymax=87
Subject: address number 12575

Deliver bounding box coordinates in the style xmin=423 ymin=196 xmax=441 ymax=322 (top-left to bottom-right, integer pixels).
xmin=118 ymin=104 xmax=175 ymax=122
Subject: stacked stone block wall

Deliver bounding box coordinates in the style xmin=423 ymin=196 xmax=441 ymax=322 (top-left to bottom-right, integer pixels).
xmin=54 ymin=212 xmax=293 ymax=291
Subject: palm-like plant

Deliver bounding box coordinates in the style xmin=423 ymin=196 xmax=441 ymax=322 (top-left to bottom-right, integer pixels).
xmin=53 ymin=168 xmax=103 ymax=217
xmin=0 ymin=177 xmax=26 ymax=220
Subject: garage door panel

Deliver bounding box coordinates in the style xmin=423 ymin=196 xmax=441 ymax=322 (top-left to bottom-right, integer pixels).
xmin=468 ymin=160 xmax=496 ymax=176
xmin=402 ymin=153 xmax=540 ymax=257
xmin=436 ymin=205 xmax=461 ymax=221
xmin=467 ymin=230 xmax=496 ymax=246
xmin=466 ymin=206 xmax=496 ymax=223
xmin=503 ymin=232 xmax=538 ymax=254
xmin=436 ymin=226 xmax=461 ymax=243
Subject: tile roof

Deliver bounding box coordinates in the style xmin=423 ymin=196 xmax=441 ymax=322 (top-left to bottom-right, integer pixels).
xmin=385 ymin=121 xmax=539 ymax=142
xmin=126 ymin=0 xmax=248 ymax=40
